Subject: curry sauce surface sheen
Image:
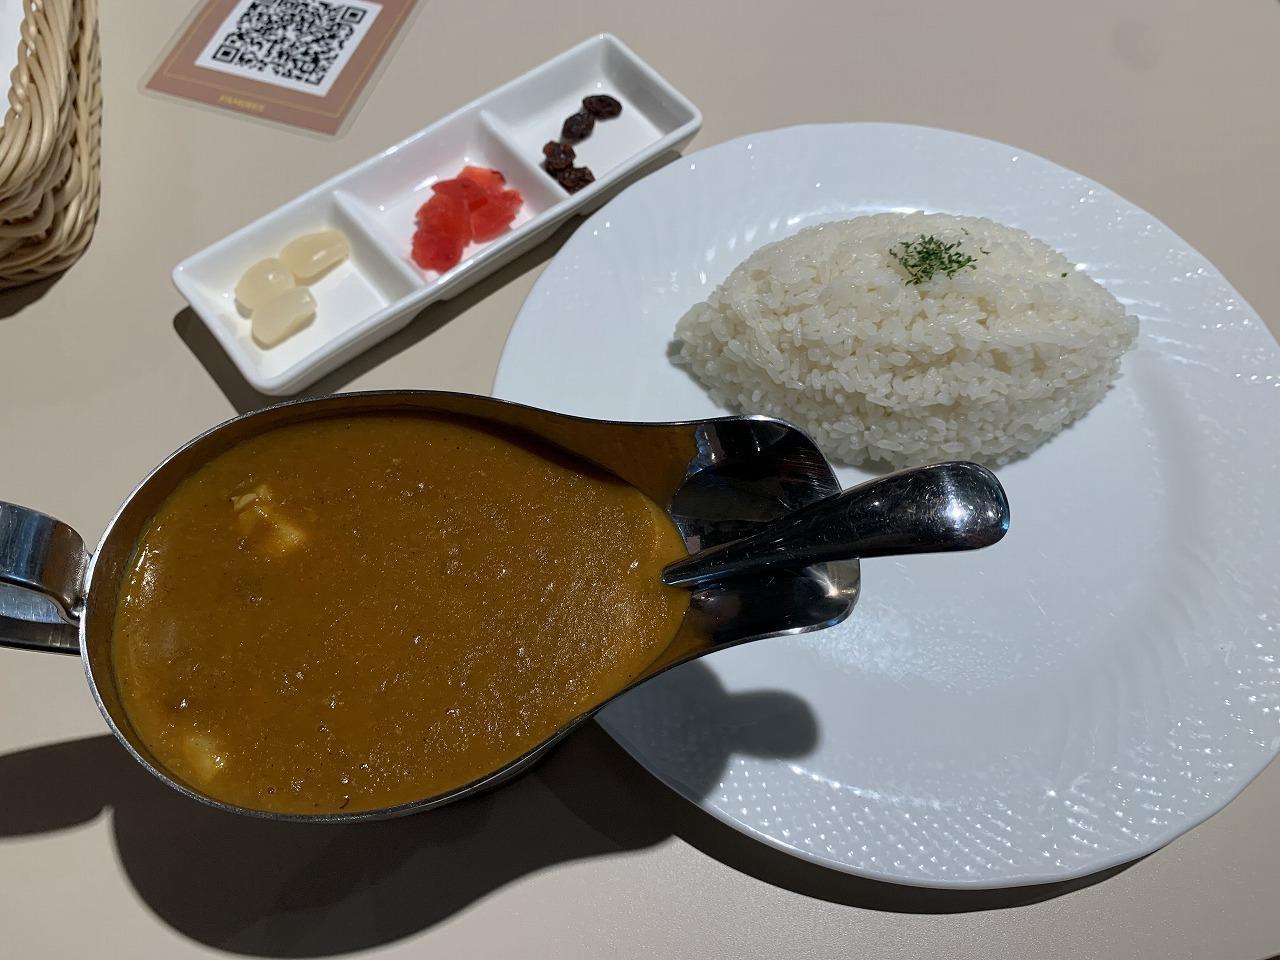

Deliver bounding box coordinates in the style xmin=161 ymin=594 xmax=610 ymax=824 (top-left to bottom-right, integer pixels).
xmin=112 ymin=415 xmax=689 ymax=814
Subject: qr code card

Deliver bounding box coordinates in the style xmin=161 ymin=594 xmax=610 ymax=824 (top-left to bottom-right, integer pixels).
xmin=147 ymin=0 xmax=419 ymax=135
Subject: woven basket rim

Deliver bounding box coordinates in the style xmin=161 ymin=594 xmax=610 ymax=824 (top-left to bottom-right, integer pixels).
xmin=0 ymin=0 xmax=100 ymax=288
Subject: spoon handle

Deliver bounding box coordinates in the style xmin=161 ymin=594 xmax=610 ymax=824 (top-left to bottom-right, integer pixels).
xmin=662 ymin=461 xmax=1009 ymax=587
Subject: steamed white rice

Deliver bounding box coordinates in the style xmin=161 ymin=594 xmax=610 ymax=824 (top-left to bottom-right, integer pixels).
xmin=672 ymin=212 xmax=1138 ymax=468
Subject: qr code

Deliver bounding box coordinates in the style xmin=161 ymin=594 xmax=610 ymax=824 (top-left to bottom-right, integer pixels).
xmin=196 ymin=0 xmax=381 ymax=98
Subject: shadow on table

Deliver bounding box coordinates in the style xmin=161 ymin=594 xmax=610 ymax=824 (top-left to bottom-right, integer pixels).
xmin=173 ymin=150 xmax=685 ymax=414
xmin=0 ymin=659 xmax=1132 ymax=957
xmin=0 ymin=274 xmax=66 ymax=319
xmin=0 ymin=662 xmax=798 ymax=955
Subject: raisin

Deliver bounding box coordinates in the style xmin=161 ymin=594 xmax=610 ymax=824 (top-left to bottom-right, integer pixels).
xmin=582 ymin=95 xmax=622 ymax=119
xmin=542 ymin=140 xmax=576 ymax=172
xmin=556 ymin=166 xmax=595 ymax=194
xmin=561 ymin=111 xmax=595 ymax=142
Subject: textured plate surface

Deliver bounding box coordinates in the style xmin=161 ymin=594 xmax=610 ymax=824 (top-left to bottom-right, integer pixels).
xmin=493 ymin=123 xmax=1280 ymax=888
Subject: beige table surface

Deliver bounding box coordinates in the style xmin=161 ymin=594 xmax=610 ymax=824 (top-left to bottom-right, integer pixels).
xmin=2 ymin=1 xmax=1278 ymax=957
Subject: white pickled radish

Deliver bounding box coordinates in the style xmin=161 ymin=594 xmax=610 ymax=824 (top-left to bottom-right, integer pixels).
xmin=234 ymin=257 xmax=294 ymax=312
xmin=279 ymin=229 xmax=351 ymax=283
xmin=252 ymin=287 xmax=316 ymax=347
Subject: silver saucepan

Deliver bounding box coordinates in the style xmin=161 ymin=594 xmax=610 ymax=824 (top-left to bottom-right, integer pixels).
xmin=0 ymin=391 xmax=1009 ymax=821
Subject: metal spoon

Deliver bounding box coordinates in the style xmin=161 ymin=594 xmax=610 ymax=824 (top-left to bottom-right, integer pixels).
xmin=663 ymin=461 xmax=1010 ymax=587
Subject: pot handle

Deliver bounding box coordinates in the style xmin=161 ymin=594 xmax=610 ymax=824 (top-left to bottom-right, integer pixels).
xmin=0 ymin=502 xmax=87 ymax=654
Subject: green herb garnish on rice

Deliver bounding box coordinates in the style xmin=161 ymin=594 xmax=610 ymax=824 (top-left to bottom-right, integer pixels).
xmin=890 ymin=234 xmax=981 ymax=284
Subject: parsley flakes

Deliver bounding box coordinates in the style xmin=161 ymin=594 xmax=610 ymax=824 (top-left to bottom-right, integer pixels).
xmin=889 ymin=234 xmax=985 ymax=285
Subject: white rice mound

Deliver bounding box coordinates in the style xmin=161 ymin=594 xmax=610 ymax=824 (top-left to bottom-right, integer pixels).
xmin=672 ymin=212 xmax=1139 ymax=468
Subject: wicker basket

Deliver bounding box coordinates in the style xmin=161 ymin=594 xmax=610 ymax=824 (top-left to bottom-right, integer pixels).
xmin=0 ymin=0 xmax=100 ymax=289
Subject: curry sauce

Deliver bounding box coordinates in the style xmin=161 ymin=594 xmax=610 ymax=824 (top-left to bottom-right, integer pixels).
xmin=112 ymin=414 xmax=689 ymax=814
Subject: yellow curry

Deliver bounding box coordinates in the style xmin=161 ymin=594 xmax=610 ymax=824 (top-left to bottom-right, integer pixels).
xmin=112 ymin=414 xmax=689 ymax=814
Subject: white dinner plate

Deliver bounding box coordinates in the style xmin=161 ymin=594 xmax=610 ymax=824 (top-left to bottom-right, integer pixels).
xmin=492 ymin=123 xmax=1280 ymax=888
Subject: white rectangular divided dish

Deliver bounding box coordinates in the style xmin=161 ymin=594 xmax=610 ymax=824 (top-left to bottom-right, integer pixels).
xmin=173 ymin=34 xmax=702 ymax=395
